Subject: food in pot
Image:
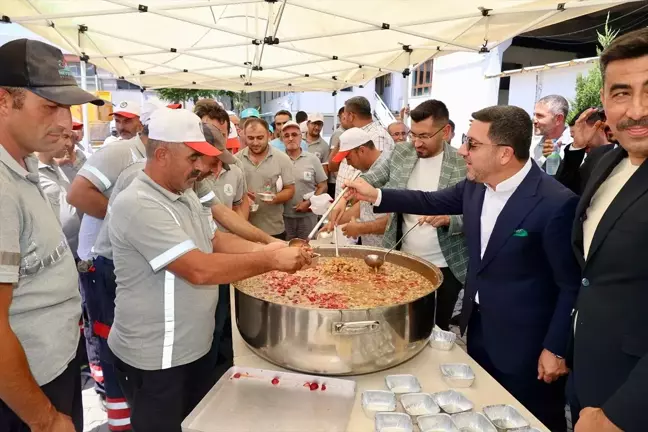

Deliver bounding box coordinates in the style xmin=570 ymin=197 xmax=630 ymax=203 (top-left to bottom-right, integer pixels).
xmin=235 ymin=257 xmax=436 ymax=309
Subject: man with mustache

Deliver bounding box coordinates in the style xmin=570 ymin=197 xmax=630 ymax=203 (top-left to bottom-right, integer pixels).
xmin=570 ymin=27 xmax=648 ymax=432
xmin=0 ymin=39 xmax=104 ymax=432
xmin=107 ymin=108 xmax=311 ymax=431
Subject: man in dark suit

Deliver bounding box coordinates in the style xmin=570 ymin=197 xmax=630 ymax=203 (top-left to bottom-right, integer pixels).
xmin=555 ymin=107 xmax=616 ymax=194
xmin=343 ymin=105 xmax=581 ymax=431
xmin=570 ymin=28 xmax=648 ymax=432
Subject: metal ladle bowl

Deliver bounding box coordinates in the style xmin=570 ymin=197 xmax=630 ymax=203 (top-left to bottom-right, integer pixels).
xmin=363 ymin=222 xmax=421 ymax=271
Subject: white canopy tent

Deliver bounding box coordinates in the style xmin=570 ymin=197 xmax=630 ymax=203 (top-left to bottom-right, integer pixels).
xmin=1 ymin=0 xmax=637 ymax=94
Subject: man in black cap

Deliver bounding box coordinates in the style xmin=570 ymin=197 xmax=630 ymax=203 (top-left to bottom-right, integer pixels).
xmin=0 ymin=38 xmax=103 ymax=432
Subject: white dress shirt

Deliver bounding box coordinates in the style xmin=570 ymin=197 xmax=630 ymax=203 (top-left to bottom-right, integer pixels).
xmin=476 ymin=158 xmax=533 ymax=302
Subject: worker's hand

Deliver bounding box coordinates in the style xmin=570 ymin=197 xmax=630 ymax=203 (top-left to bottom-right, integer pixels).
xmin=400 ymin=105 xmax=410 ymax=120
xmin=542 ymin=139 xmax=557 ymax=157
xmin=272 ymin=247 xmax=312 ymax=273
xmin=575 ymin=408 xmax=622 ymax=432
xmin=247 ymin=191 xmax=256 ymax=202
xmin=418 ymin=215 xmax=450 ymax=227
xmin=320 ymin=199 xmax=348 ymax=232
xmin=32 ymin=411 xmax=76 ymax=432
xmin=262 ymin=242 xmax=288 ymax=252
xmin=572 ymin=108 xmax=604 ymax=150
xmin=343 ymin=178 xmax=378 ymax=204
xmin=294 ymin=200 xmax=311 ymax=213
xmin=341 ymin=218 xmax=363 ymax=238
xmin=537 ymin=349 xmax=568 ymax=383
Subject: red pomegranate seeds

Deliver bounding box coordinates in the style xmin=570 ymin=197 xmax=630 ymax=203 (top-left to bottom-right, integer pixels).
xmin=309 ymin=382 xmax=319 ymax=391
xmin=233 ymin=372 xmax=241 ymax=379
xmin=271 ymin=377 xmax=280 ymax=385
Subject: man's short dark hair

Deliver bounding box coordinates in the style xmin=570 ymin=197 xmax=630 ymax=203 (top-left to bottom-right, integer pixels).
xmin=600 ymin=27 xmax=648 ymax=81
xmin=471 ymin=106 xmax=531 ymax=161
xmin=344 ymin=96 xmax=372 ymax=119
xmin=337 ymin=107 xmax=344 ymax=116
xmin=275 ymin=110 xmax=292 ymax=120
xmin=295 ymin=111 xmax=308 ymax=123
xmin=410 ymin=99 xmax=450 ymax=124
xmin=194 ymin=101 xmax=231 ymax=135
xmin=0 ymin=86 xmax=26 ymax=109
xmin=359 ymin=140 xmax=375 ymax=150
xmin=244 ymin=117 xmax=270 ymax=132
xmin=448 ymin=119 xmax=455 ymax=132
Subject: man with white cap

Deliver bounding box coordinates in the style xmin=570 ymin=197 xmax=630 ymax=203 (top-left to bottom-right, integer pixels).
xmin=282 ymin=121 xmax=328 ymax=240
xmin=102 ymin=100 xmax=142 ymax=146
xmin=107 ymin=108 xmax=311 ymax=430
xmin=329 ymin=128 xmax=389 ymax=246
xmin=0 ymin=38 xmax=104 ymax=432
xmin=305 ymin=112 xmax=330 ymax=167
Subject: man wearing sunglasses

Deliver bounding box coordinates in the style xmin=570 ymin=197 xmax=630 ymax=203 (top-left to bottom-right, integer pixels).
xmin=344 ymin=105 xmax=581 ymax=432
xmin=326 ymin=100 xmax=468 ymax=331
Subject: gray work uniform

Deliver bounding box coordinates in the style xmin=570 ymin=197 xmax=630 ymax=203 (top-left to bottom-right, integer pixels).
xmin=59 ymin=148 xmax=87 ymax=183
xmin=195 ymin=160 xmax=246 ymax=209
xmin=107 ymin=172 xmax=219 ymax=370
xmin=37 ymin=161 xmax=81 ymax=258
xmin=306 ymin=136 xmax=330 ymax=165
xmin=283 ymin=151 xmax=327 ymax=240
xmin=76 ymin=135 xmax=146 ymax=260
xmin=237 ymin=146 xmax=295 ymax=236
xmin=328 ymin=127 xmax=345 ymax=185
xmin=0 ymin=145 xmax=81 ymax=386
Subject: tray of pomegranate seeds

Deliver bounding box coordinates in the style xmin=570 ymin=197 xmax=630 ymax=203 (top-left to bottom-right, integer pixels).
xmin=182 ymin=366 xmax=356 ymax=432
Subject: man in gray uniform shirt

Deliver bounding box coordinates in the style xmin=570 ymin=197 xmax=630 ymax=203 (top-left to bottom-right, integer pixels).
xmin=0 ymin=39 xmax=104 ymax=432
xmin=107 ymin=108 xmax=311 ymax=431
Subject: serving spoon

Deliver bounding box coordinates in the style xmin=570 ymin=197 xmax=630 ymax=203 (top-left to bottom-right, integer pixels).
xmin=364 ymin=222 xmax=421 ymax=271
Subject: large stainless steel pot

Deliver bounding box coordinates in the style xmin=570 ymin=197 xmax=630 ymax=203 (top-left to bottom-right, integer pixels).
xmin=233 ymin=245 xmax=443 ymax=376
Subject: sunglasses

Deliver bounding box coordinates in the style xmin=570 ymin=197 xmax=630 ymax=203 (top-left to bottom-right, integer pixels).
xmin=461 ymin=134 xmax=506 ymax=151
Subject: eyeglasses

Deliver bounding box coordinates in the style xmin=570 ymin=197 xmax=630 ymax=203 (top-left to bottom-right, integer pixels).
xmin=461 ymin=134 xmax=505 ymax=151
xmin=282 ymin=132 xmax=300 ymax=139
xmin=408 ymin=124 xmax=446 ymax=142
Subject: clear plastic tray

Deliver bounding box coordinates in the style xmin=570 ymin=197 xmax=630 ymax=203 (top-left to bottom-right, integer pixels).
xmin=385 ymin=374 xmax=421 ymax=394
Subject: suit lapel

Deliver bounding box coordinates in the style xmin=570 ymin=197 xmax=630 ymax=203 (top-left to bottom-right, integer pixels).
xmin=585 ymin=154 xmax=648 ymax=265
xmin=467 ymin=183 xmax=485 ymax=266
xmin=571 ymin=148 xmax=626 ymax=264
xmin=478 ymin=164 xmax=542 ymax=273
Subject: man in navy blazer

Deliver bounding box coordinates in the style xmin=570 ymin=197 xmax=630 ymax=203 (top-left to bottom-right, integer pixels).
xmin=344 ymin=106 xmax=581 ymax=431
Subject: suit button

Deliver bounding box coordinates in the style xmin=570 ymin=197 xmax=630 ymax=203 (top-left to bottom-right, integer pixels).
xmin=582 ymin=278 xmax=590 ymax=287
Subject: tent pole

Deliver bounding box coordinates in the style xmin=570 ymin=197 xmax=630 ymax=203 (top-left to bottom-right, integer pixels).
xmin=402 ymin=52 xmax=411 ymax=127
xmin=80 ymin=59 xmax=91 ymax=152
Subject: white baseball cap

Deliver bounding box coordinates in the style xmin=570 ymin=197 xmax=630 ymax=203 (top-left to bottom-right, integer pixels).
xmin=333 ymin=128 xmax=372 ymax=162
xmin=281 ymin=120 xmax=301 ymax=132
xmin=110 ymin=100 xmax=141 ymax=119
xmin=140 ymin=100 xmax=166 ymax=126
xmin=148 ymin=109 xmax=221 ymax=157
xmin=308 ymin=112 xmax=325 ymax=123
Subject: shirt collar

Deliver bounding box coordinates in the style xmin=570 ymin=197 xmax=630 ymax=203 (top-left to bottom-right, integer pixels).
xmin=138 ymin=171 xmax=183 ymax=202
xmin=242 ymin=145 xmax=273 ymax=162
xmin=0 ymin=144 xmax=41 ymax=184
xmin=487 ymin=158 xmax=532 ymax=193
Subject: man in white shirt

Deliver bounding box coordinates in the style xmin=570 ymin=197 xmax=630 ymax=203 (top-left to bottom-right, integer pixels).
xmin=344 ymin=105 xmax=581 ymax=432
xmin=532 ymin=95 xmax=573 ymax=165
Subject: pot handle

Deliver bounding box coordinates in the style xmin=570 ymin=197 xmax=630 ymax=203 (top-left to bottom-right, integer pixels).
xmin=333 ymin=320 xmax=380 ymax=335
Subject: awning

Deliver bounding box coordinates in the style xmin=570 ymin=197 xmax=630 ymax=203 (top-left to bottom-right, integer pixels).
xmin=2 ymin=0 xmax=637 ymax=91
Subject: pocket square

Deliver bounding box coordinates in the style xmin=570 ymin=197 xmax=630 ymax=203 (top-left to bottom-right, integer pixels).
xmin=513 ymin=229 xmax=528 ymax=237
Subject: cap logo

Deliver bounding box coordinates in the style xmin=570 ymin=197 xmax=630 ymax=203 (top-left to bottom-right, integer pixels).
xmin=57 ymin=60 xmax=73 ymax=78
xmin=120 ymin=101 xmax=128 ymax=108
xmin=224 ymin=184 xmax=234 ymax=196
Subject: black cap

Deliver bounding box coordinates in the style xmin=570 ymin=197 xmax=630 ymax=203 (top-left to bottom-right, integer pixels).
xmin=0 ymin=39 xmax=104 ymax=106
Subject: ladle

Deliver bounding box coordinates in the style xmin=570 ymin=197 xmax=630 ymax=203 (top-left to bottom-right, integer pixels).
xmin=364 ymin=222 xmax=421 ymax=271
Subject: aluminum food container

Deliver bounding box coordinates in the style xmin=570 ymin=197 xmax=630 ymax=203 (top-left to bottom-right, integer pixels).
xmin=430 ymin=327 xmax=457 ymax=350
xmin=361 ymin=390 xmax=397 ymax=419
xmin=385 ymin=374 xmax=422 ymax=394
xmin=233 ymin=245 xmax=443 ymax=375
xmin=375 ymin=412 xmax=413 ymax=432
xmin=440 ymin=363 xmax=475 ymax=388
xmin=431 ymin=390 xmax=474 ymax=414
xmin=400 ymin=393 xmax=440 ymax=417
xmin=417 ymin=413 xmax=460 ymax=432
xmin=452 ymin=412 xmax=498 ymax=432
xmin=515 ymin=428 xmax=541 ymax=432
xmin=482 ymin=405 xmax=530 ymax=430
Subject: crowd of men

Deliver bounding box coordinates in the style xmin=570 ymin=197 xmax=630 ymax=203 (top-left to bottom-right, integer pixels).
xmin=0 ymin=26 xmax=647 ymax=432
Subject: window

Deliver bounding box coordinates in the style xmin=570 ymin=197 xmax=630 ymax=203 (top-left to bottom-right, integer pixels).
xmin=411 ymin=60 xmax=433 ymax=97
xmin=116 ymin=79 xmax=140 ymax=90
